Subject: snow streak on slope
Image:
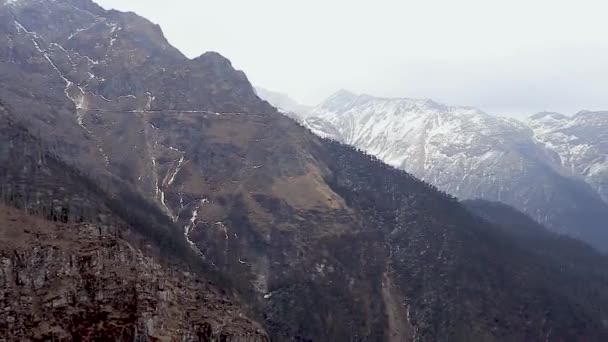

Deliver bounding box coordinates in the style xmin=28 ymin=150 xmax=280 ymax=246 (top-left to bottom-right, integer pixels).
xmin=183 ymin=199 xmax=209 ymax=256
xmin=530 ymin=111 xmax=608 ymax=203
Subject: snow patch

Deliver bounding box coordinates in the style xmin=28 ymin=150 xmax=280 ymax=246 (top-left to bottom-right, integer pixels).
xmin=183 ymin=199 xmax=208 ymax=256
xmin=68 ymin=20 xmax=102 ymax=40
xmin=167 ymin=155 xmax=184 ymax=186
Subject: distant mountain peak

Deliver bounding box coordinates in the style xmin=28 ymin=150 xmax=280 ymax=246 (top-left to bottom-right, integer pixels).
xmin=530 ymin=111 xmax=567 ymax=121
xmin=305 ymin=90 xmax=608 ymax=250
xmin=254 ymin=86 xmax=312 ymax=117
xmin=331 ymin=88 xmax=358 ymax=99
xmin=195 ymin=51 xmax=231 ymax=63
xmin=316 ymin=90 xmax=486 ymax=119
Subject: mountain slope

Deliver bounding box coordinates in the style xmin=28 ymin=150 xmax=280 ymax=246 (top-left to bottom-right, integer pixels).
xmin=306 ymin=90 xmax=608 ymax=251
xmin=0 ymin=106 xmax=268 ymax=341
xmin=3 ymin=1 xmax=608 ymax=341
xmin=464 ymin=199 xmax=608 ymax=275
xmin=530 ymin=110 xmax=608 ymax=204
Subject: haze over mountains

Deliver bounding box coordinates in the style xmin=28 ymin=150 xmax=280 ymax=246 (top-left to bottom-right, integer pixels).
xmin=1 ymin=0 xmax=608 ymax=341
xmin=258 ymin=89 xmax=608 ymax=251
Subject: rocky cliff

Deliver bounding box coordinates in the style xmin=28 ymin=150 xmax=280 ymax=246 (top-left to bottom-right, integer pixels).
xmin=0 ymin=205 xmax=268 ymax=341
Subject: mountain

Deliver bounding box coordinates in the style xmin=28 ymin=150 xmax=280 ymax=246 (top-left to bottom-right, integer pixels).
xmin=3 ymin=0 xmax=608 ymax=340
xmin=306 ymin=90 xmax=608 ymax=251
xmin=255 ymin=87 xmax=312 ymax=118
xmin=0 ymin=109 xmax=268 ymax=340
xmin=530 ymin=110 xmax=608 ymax=204
xmin=464 ymin=199 xmax=608 ymax=267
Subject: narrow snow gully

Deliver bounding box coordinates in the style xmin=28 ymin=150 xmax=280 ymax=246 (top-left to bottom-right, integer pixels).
xmin=167 ymin=156 xmax=184 ymax=186
xmin=13 ymin=20 xmax=110 ymax=168
xmin=184 ymin=199 xmax=209 ymax=256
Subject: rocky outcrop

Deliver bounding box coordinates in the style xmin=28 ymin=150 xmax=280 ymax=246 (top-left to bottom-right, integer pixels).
xmin=0 ymin=204 xmax=268 ymax=341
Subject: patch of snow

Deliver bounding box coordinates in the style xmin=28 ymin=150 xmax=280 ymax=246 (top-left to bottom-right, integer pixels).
xmin=68 ymin=50 xmax=99 ymax=65
xmin=144 ymin=92 xmax=155 ymax=110
xmin=99 ymin=94 xmax=112 ymax=102
xmin=166 ymin=155 xmax=184 ymax=185
xmin=183 ymin=199 xmax=208 ymax=256
xmin=68 ymin=20 xmax=102 ymax=40
xmin=15 ymin=21 xmax=92 ymax=131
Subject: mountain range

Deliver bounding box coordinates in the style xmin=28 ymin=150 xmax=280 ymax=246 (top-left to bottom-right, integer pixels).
xmin=2 ymin=0 xmax=608 ymax=341
xmin=259 ymin=89 xmax=608 ymax=251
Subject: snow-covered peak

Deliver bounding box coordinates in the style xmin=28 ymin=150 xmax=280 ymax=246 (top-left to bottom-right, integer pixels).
xmin=314 ymin=91 xmax=487 ymax=120
xmin=325 ymin=89 xmax=358 ymax=102
xmin=304 ymin=91 xmax=608 ymax=242
xmin=307 ymin=92 xmax=534 ymax=171
xmin=529 ymin=111 xmax=567 ymax=121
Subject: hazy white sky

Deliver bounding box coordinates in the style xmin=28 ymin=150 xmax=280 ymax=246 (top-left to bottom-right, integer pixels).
xmin=96 ymin=0 xmax=608 ymax=117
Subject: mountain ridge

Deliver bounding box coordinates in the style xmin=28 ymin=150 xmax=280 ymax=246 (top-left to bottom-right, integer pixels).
xmin=3 ymin=1 xmax=608 ymax=340
xmin=266 ymin=89 xmax=608 ymax=251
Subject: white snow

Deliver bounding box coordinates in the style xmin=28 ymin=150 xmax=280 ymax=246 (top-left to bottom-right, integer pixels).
xmin=167 ymin=156 xmax=184 ymax=185
xmin=530 ymin=111 xmax=608 ymax=202
xmin=5 ymin=0 xmax=27 ymax=7
xmin=183 ymin=199 xmax=209 ymax=256
xmin=144 ymin=92 xmax=155 ymax=110
xmin=14 ymin=21 xmax=92 ymax=132
xmin=68 ymin=20 xmax=102 ymax=40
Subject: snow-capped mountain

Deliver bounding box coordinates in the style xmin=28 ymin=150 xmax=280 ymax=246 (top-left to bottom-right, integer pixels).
xmin=530 ymin=111 xmax=608 ymax=204
xmin=255 ymin=87 xmax=311 ymax=118
xmin=304 ymin=90 xmax=608 ymax=250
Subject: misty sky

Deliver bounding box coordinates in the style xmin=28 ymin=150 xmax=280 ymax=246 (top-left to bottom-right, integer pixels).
xmin=96 ymin=0 xmax=608 ymax=117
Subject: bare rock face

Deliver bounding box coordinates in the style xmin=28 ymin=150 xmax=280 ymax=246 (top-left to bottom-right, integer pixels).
xmin=0 ymin=205 xmax=268 ymax=341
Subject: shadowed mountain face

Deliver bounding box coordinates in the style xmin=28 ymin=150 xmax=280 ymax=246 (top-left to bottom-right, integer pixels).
xmin=301 ymin=91 xmax=608 ymax=251
xmin=2 ymin=0 xmax=608 ymax=341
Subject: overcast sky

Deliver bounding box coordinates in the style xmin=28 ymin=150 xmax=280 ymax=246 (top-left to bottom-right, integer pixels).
xmin=96 ymin=0 xmax=608 ymax=117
